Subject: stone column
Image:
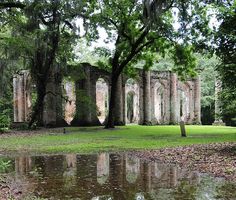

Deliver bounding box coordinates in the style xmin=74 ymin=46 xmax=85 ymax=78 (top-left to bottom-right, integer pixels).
xmin=114 ymin=75 xmax=125 ymax=125
xmin=170 ymin=73 xmax=178 ymax=124
xmin=213 ymin=79 xmax=225 ymax=125
xmin=71 ymin=67 xmax=92 ymax=126
xmin=193 ymin=75 xmax=201 ymax=124
xmin=142 ymin=70 xmax=152 ymax=125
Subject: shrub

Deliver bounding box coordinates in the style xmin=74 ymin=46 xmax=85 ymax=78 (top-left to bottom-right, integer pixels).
xmin=0 ymin=158 xmax=11 ymax=173
xmin=0 ymin=98 xmax=11 ymax=132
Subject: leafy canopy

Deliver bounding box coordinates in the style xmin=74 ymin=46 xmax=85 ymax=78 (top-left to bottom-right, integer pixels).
xmin=87 ymin=0 xmax=217 ymax=80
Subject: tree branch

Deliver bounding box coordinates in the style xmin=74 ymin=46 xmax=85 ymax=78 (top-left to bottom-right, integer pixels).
xmin=112 ymin=35 xmax=121 ymax=71
xmin=46 ymin=91 xmax=71 ymax=104
xmin=115 ymin=28 xmax=149 ymax=75
xmin=135 ymin=39 xmax=155 ymax=55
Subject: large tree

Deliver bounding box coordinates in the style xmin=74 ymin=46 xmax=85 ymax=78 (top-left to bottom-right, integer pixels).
xmin=1 ymin=0 xmax=93 ymax=127
xmin=214 ymin=2 xmax=236 ymax=125
xmin=89 ymin=0 xmax=213 ymax=128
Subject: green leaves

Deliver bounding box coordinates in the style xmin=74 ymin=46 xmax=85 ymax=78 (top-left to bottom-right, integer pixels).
xmin=214 ymin=2 xmax=236 ymax=125
xmin=171 ymin=44 xmax=197 ymax=80
xmin=0 ymin=99 xmax=11 ymax=130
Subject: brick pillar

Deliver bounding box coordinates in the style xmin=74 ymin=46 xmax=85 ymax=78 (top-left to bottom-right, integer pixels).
xmin=170 ymin=73 xmax=178 ymax=124
xmin=13 ymin=71 xmax=31 ymax=123
xmin=193 ymin=75 xmax=201 ymax=124
xmin=143 ymin=70 xmax=152 ymax=125
xmin=114 ymin=75 xmax=125 ymax=125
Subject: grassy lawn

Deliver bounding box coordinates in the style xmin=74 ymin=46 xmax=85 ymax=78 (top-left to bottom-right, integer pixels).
xmin=0 ymin=125 xmax=235 ymax=155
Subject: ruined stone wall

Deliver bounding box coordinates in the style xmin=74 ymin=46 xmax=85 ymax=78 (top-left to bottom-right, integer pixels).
xmin=13 ymin=64 xmax=201 ymax=126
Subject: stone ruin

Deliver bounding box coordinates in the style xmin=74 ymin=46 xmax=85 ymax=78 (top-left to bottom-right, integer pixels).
xmin=13 ymin=63 xmax=201 ymax=126
xmin=13 ymin=70 xmax=32 ymax=122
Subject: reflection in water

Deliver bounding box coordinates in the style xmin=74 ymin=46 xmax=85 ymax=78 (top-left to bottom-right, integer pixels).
xmin=126 ymin=157 xmax=140 ymax=183
xmin=63 ymin=154 xmax=77 ymax=190
xmin=15 ymin=157 xmax=32 ymax=175
xmin=3 ymin=153 xmax=235 ymax=200
xmin=97 ymin=153 xmax=109 ymax=185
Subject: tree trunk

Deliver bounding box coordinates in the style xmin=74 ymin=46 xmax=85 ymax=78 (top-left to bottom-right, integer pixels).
xmin=28 ymin=80 xmax=46 ymax=127
xmin=114 ymin=75 xmax=125 ymax=125
xmin=105 ymin=75 xmax=119 ymax=129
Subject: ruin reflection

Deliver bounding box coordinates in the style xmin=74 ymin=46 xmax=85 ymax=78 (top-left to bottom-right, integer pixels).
xmin=0 ymin=153 xmax=230 ymax=199
xmin=96 ymin=78 xmax=109 ymax=124
xmin=97 ymin=153 xmax=109 ymax=185
xmin=126 ymin=157 xmax=140 ymax=183
xmin=63 ymin=154 xmax=77 ymax=190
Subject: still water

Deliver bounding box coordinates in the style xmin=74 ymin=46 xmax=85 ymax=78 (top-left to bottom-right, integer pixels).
xmin=2 ymin=153 xmax=235 ymax=200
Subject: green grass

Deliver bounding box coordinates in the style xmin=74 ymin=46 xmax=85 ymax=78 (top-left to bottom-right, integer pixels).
xmin=0 ymin=125 xmax=235 ymax=155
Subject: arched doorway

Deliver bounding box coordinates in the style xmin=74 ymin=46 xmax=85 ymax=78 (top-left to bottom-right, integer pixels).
xmin=96 ymin=78 xmax=109 ymax=124
xmin=178 ymin=82 xmax=191 ymax=122
xmin=127 ymin=91 xmax=135 ymax=123
xmin=154 ymin=82 xmax=166 ymax=124
xmin=125 ymin=79 xmax=139 ymax=124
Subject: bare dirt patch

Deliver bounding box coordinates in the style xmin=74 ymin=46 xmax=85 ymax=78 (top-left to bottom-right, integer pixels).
xmin=129 ymin=142 xmax=236 ymax=180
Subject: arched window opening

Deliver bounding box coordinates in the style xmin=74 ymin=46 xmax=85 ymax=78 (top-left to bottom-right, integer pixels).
xmin=127 ymin=92 xmax=134 ymax=123
xmin=96 ymin=78 xmax=109 ymax=124
xmin=125 ymin=79 xmax=139 ymax=124
xmin=154 ymin=84 xmax=165 ymax=123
